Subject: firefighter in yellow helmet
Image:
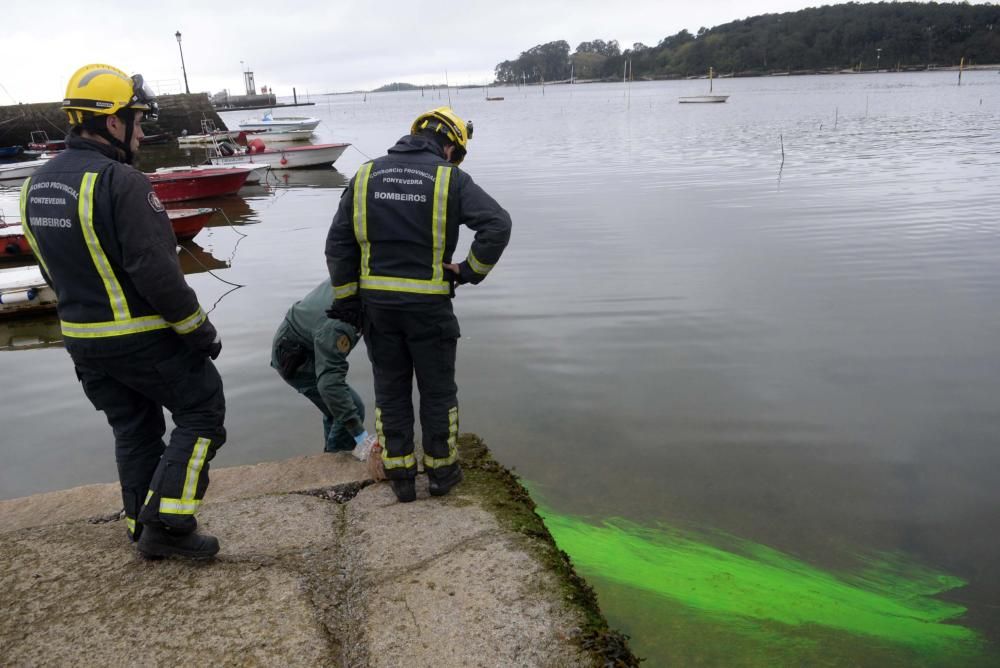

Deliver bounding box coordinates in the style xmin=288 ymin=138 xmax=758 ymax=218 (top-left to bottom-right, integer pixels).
xmin=326 ymin=106 xmax=511 ymax=502
xmin=20 ymin=64 xmax=226 ymax=559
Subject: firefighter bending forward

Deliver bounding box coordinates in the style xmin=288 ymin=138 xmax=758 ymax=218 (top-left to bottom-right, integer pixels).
xmin=326 ymin=107 xmax=511 ymax=502
xmin=20 ymin=64 xmax=225 ymax=559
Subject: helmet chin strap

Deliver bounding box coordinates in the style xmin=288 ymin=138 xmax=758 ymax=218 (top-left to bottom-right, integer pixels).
xmin=89 ymin=112 xmax=135 ymax=164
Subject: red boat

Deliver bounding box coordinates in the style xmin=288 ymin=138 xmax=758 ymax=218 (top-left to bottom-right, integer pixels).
xmin=146 ymin=167 xmax=251 ymax=203
xmin=27 ymin=130 xmax=66 ymax=153
xmin=167 ymin=208 xmax=217 ymax=241
xmin=0 ymin=222 xmax=31 ymax=260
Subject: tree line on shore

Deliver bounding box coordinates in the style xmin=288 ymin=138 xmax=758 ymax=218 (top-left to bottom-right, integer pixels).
xmin=493 ymin=2 xmax=1000 ymax=83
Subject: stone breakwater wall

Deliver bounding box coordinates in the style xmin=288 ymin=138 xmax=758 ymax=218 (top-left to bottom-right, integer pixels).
xmin=0 ymin=94 xmax=227 ymax=145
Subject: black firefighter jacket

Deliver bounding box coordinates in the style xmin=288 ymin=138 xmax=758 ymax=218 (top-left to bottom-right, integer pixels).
xmin=19 ymin=134 xmax=217 ymax=357
xmin=325 ymin=134 xmax=512 ymax=308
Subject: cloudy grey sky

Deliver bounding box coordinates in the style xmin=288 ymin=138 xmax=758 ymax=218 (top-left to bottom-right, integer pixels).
xmin=0 ymin=0 xmax=933 ymax=103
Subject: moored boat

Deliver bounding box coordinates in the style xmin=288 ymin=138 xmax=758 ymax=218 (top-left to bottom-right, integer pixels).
xmin=678 ymin=66 xmax=729 ymax=104
xmin=0 ymin=265 xmax=57 ymax=318
xmin=147 ymin=167 xmax=252 ymax=202
xmin=155 ymin=162 xmax=270 ymax=185
xmin=208 ymin=138 xmax=349 ymax=170
xmin=27 ymin=131 xmax=66 ymax=153
xmin=167 ymin=208 xmax=217 ymax=241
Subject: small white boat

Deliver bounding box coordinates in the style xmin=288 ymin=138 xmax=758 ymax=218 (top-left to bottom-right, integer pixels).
xmin=0 ymin=265 xmax=57 ymax=317
xmin=155 ymin=163 xmax=270 ymax=185
xmin=208 ymin=139 xmax=349 ymax=170
xmin=679 ymin=66 xmax=729 ymax=104
xmin=0 ymin=156 xmax=52 ymax=185
xmin=238 ymin=113 xmax=321 ymax=133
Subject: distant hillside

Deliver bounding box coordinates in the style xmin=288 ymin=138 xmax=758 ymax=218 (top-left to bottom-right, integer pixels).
xmin=372 ymin=82 xmax=421 ymax=92
xmin=494 ymin=1 xmax=1000 ymax=82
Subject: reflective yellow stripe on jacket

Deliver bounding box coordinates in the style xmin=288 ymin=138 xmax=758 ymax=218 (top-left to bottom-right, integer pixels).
xmin=467 ymin=250 xmax=494 ymax=276
xmin=350 ymin=164 xmax=452 ymax=296
xmin=78 ymin=172 xmax=131 ymax=321
xmin=39 ymin=171 xmax=189 ymax=339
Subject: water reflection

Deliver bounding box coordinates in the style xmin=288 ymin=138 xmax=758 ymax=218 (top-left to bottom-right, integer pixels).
xmin=177 ymin=240 xmax=230 ymax=275
xmin=0 ymin=314 xmax=62 ymax=351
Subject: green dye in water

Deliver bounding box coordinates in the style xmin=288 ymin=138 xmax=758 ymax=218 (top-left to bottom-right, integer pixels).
xmin=537 ymin=507 xmax=982 ymax=659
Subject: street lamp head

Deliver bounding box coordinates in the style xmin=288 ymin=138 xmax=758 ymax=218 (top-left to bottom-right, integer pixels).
xmin=175 ymin=30 xmax=181 ymax=42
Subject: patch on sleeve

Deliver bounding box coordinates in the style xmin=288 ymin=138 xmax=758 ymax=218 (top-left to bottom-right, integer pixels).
xmin=147 ymin=191 xmax=165 ymax=213
xmin=336 ymin=334 xmax=351 ymax=354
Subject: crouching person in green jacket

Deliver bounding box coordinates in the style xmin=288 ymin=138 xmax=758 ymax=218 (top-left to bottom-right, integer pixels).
xmin=271 ymin=280 xmax=369 ymax=451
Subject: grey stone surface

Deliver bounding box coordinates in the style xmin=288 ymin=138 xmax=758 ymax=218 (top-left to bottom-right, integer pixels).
xmin=0 ymin=451 xmax=600 ymax=667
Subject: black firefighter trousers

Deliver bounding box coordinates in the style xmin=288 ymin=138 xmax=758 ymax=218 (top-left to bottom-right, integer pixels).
xmin=363 ymin=301 xmax=461 ymax=482
xmin=71 ymin=335 xmax=226 ymax=539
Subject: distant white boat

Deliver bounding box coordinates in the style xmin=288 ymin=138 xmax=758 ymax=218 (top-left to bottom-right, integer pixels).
xmin=238 ymin=113 xmax=321 ymax=133
xmin=679 ymin=67 xmax=729 ymax=104
xmin=678 ymin=95 xmax=729 ymax=104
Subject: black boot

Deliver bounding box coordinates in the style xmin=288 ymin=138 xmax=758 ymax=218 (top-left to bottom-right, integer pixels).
xmin=428 ymin=466 xmax=463 ymax=497
xmin=137 ymin=524 xmax=220 ymax=560
xmin=390 ymin=478 xmax=416 ymax=503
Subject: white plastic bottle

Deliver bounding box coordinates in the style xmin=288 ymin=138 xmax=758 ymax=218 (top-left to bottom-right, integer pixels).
xmin=352 ymin=432 xmax=378 ymax=462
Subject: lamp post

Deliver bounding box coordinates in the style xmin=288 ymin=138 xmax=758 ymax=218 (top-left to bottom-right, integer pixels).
xmin=875 ymin=47 xmax=882 ymax=72
xmin=175 ymin=30 xmax=190 ymax=94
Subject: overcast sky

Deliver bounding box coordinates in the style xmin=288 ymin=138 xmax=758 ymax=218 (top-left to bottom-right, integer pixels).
xmin=0 ymin=0 xmax=971 ymax=103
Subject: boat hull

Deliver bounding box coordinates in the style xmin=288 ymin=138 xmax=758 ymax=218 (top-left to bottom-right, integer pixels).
xmin=209 ymin=143 xmax=349 ymax=170
xmin=678 ymin=95 xmax=729 ymax=103
xmin=147 ymin=168 xmax=251 ymax=202
xmin=0 ymin=266 xmax=57 ymax=318
xmin=155 ymin=163 xmax=269 ymax=185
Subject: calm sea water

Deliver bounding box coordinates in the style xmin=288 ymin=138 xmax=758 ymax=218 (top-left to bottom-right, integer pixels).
xmin=2 ymin=71 xmax=999 ymax=665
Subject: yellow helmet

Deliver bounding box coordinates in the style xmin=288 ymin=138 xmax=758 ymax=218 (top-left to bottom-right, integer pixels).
xmin=62 ymin=64 xmax=159 ymax=126
xmin=411 ymin=106 xmax=473 ymax=164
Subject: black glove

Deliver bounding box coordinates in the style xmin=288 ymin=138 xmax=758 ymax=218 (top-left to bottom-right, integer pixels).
xmin=326 ymin=297 xmax=362 ymax=331
xmin=208 ymin=336 xmax=222 ymax=360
